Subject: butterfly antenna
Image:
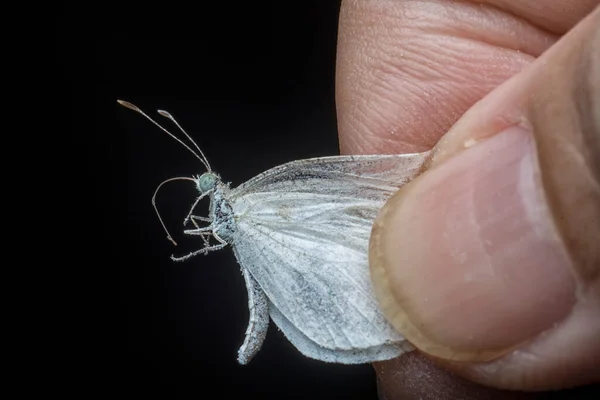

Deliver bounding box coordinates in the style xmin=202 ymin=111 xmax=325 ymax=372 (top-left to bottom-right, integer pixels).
xmin=152 ymin=176 xmax=196 ymax=246
xmin=117 ymin=100 xmax=211 ymax=171
xmin=157 ymin=109 xmax=212 ymax=172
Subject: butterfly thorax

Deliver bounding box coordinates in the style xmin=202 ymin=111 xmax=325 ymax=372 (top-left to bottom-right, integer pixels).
xmin=209 ymin=182 xmax=236 ymax=242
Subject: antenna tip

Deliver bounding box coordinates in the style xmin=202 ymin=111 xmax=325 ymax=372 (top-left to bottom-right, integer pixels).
xmin=157 ymin=110 xmax=173 ymax=118
xmin=167 ymin=236 xmax=178 ymax=246
xmin=117 ymin=100 xmax=139 ymax=111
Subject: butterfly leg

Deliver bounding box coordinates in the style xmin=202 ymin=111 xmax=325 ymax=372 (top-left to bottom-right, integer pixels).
xmin=182 ymin=225 xmax=214 ymax=236
xmin=237 ymin=268 xmax=269 ymax=365
xmin=189 ymin=215 xmax=211 ymax=223
xmin=183 ymin=192 xmax=210 ymax=226
xmin=170 ymin=233 xmax=228 ymax=262
xmin=186 ymin=215 xmax=211 ymax=246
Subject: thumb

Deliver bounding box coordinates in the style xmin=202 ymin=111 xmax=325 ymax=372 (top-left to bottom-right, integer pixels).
xmin=370 ymin=6 xmax=600 ymax=391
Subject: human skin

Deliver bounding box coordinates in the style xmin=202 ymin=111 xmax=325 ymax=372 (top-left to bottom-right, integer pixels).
xmin=336 ymin=1 xmax=599 ymax=398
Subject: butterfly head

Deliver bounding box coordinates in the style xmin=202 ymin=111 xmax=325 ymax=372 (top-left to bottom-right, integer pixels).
xmin=196 ymin=172 xmax=220 ymax=194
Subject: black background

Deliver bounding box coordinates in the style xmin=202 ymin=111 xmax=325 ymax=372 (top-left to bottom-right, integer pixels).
xmin=60 ymin=1 xmax=382 ymax=399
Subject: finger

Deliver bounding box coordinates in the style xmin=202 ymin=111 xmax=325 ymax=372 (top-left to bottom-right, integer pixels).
xmin=372 ymin=353 xmax=545 ymax=400
xmin=336 ymin=0 xmax=596 ymax=155
xmin=370 ymin=6 xmax=600 ymax=391
xmin=337 ymin=1 xmax=598 ymax=396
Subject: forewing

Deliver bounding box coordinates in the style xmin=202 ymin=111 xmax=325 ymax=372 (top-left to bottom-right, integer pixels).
xmin=230 ymin=154 xmax=428 ymax=201
xmin=229 ymin=153 xmax=429 ymax=354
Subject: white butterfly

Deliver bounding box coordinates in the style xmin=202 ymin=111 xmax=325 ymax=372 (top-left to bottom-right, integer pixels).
xmin=119 ymin=100 xmax=429 ymax=365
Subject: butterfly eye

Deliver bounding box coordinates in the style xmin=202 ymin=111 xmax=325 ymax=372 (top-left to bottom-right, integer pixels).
xmin=197 ymin=173 xmax=217 ymax=193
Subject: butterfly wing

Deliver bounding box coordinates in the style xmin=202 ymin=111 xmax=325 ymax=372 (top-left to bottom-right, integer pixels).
xmin=267 ymin=297 xmax=415 ymax=363
xmin=236 ymin=267 xmax=269 ymax=365
xmin=228 ymin=153 xmax=429 ymax=363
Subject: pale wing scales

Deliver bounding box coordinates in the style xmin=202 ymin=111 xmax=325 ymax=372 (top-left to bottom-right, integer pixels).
xmin=230 ymin=154 xmax=429 ymax=200
xmin=236 ymin=267 xmax=269 ymax=365
xmin=233 ymin=219 xmax=401 ymax=351
xmin=229 ymin=153 xmax=430 ymax=361
xmin=269 ymin=300 xmax=416 ymax=364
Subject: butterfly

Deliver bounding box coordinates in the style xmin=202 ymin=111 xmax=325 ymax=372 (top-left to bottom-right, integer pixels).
xmin=119 ymin=100 xmax=429 ymax=364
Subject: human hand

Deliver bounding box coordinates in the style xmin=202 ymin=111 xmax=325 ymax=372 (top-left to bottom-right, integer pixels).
xmin=336 ymin=1 xmax=600 ymax=398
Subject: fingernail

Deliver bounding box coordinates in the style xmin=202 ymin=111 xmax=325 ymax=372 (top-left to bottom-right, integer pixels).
xmin=370 ymin=127 xmax=577 ymax=362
